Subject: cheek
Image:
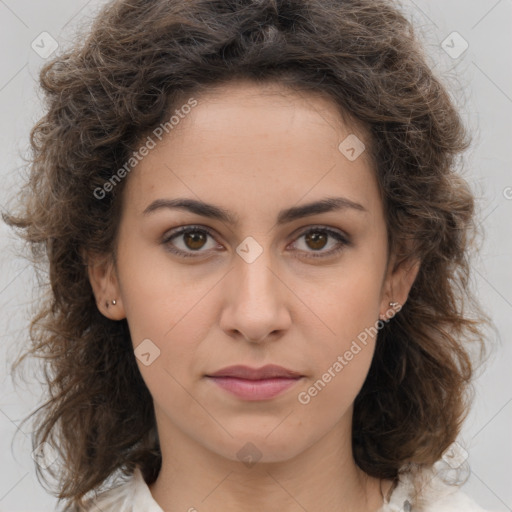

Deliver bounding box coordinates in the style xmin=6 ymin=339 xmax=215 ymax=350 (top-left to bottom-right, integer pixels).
xmin=130 ymin=307 xmax=214 ymax=428
xmin=297 ymin=350 xmax=374 ymax=416
xmin=115 ymin=240 xmax=222 ymax=412
xmin=304 ymin=255 xmax=385 ymax=350
xmin=295 ymin=292 xmax=379 ymax=424
xmin=116 ymin=232 xmax=213 ymax=344
xmin=293 ymin=251 xmax=385 ymax=408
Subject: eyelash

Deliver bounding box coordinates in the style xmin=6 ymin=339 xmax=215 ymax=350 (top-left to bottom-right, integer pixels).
xmin=162 ymin=225 xmax=350 ymax=259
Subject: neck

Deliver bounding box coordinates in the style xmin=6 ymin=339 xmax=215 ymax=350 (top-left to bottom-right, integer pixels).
xmin=148 ymin=411 xmax=392 ymax=512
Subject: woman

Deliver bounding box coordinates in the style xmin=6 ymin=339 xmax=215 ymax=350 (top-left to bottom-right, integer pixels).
xmin=4 ymin=0 xmax=492 ymax=510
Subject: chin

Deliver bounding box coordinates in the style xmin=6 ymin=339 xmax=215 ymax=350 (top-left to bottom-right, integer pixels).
xmin=205 ymin=430 xmax=313 ymax=466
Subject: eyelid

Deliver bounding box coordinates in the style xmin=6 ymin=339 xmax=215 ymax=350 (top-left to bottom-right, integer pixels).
xmin=291 ymin=224 xmax=350 ymax=242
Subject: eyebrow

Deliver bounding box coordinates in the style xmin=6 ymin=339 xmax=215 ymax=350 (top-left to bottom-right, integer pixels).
xmin=142 ymin=196 xmax=367 ymax=226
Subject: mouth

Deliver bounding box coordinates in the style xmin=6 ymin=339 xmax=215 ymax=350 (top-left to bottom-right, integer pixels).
xmin=205 ymin=364 xmax=304 ymax=401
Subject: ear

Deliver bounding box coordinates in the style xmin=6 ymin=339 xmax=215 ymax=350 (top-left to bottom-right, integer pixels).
xmin=85 ymin=251 xmax=126 ymax=321
xmin=379 ymin=255 xmax=421 ymax=320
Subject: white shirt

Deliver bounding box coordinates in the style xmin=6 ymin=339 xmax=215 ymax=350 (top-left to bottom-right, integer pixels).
xmin=90 ymin=464 xmax=492 ymax=512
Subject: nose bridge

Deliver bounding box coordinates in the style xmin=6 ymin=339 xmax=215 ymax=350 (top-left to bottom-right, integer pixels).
xmin=235 ymin=237 xmax=281 ymax=307
xmin=220 ymin=236 xmax=290 ymax=342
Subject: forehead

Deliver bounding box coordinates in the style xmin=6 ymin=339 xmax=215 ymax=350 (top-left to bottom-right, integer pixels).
xmin=122 ymin=80 xmax=381 ymax=220
xmin=174 ymin=79 xmax=369 ymax=150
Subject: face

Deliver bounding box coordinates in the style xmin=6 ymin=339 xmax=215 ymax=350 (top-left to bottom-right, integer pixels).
xmin=89 ymin=80 xmax=417 ymax=465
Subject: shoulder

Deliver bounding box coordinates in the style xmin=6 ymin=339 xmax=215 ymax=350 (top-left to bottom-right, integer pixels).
xmin=86 ymin=467 xmax=163 ymax=512
xmin=381 ymin=464 xmax=493 ymax=512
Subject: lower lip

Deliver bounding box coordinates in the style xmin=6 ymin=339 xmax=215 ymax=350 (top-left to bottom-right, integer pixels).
xmin=206 ymin=376 xmax=302 ymax=400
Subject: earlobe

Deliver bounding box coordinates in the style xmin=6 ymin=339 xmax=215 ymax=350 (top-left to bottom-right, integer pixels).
xmin=85 ymin=251 xmax=126 ymax=320
xmin=379 ymin=257 xmax=421 ymax=319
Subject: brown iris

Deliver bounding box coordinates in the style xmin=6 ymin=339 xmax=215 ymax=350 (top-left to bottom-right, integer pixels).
xmin=183 ymin=230 xmax=208 ymax=250
xmin=305 ymin=230 xmax=328 ymax=251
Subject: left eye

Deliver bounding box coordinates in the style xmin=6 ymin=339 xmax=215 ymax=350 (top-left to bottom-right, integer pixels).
xmin=162 ymin=225 xmax=350 ymax=259
xmin=290 ymin=227 xmax=350 ymax=258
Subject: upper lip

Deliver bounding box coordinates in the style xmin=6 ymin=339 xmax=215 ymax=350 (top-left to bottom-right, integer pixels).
xmin=206 ymin=364 xmax=303 ymax=380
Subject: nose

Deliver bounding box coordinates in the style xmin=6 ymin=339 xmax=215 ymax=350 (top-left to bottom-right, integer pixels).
xmin=219 ymin=247 xmax=292 ymax=344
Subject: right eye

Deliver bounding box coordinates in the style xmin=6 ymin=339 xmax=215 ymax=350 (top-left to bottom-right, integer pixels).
xmin=162 ymin=225 xmax=223 ymax=258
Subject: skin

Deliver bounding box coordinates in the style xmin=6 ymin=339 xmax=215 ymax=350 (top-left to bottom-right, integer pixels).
xmin=88 ymin=80 xmax=420 ymax=512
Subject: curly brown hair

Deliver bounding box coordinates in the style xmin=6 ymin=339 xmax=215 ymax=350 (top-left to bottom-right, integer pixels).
xmin=4 ymin=0 xmax=490 ymax=509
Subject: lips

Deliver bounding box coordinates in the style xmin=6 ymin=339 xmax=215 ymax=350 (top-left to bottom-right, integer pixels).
xmin=206 ymin=364 xmax=303 ymax=380
xmin=205 ymin=365 xmax=304 ymax=401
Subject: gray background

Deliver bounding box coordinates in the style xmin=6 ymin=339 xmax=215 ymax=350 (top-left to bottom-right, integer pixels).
xmin=0 ymin=1 xmax=511 ymax=510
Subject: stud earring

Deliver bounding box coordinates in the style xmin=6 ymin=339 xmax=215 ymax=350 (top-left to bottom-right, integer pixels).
xmin=379 ymin=301 xmax=401 ymax=321
xmin=112 ymin=299 xmax=117 ymax=305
